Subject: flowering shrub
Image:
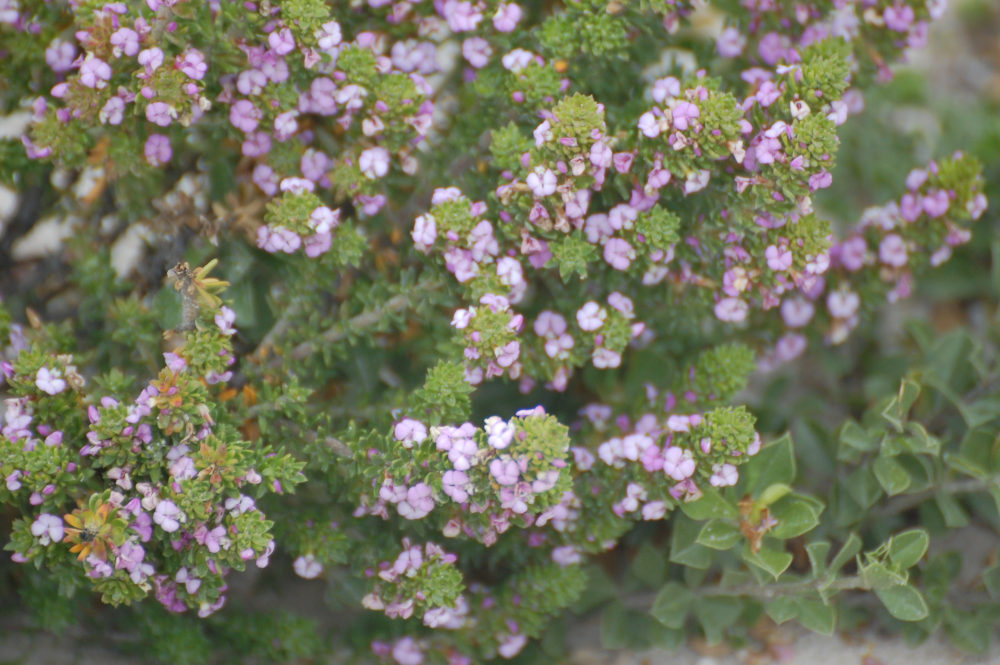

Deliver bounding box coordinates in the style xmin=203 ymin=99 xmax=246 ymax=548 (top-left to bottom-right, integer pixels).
xmin=0 ymin=0 xmax=996 ymax=662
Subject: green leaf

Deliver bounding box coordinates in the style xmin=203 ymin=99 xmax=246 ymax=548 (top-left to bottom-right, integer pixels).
xmin=838 ymin=420 xmax=878 ymax=460
xmin=599 ymin=602 xmax=629 ymax=649
xmin=872 ymin=455 xmax=912 ymax=496
xmin=844 ymin=467 xmax=883 ymax=508
xmin=934 ymin=490 xmax=969 ymax=528
xmin=957 ymin=395 xmax=1000 ymax=429
xmin=764 ymin=597 xmax=799 ymax=624
xmin=770 ymin=495 xmax=822 ymax=539
xmin=888 ymin=529 xmax=929 ymax=569
xmin=875 ymin=585 xmax=929 ymax=622
xmin=983 ymin=563 xmax=1000 ymax=599
xmin=742 ymin=543 xmax=793 ymax=580
xmin=696 ymin=520 xmax=742 ymax=550
xmin=757 ymin=483 xmax=793 ymax=507
xmin=741 ymin=434 xmax=796 ymax=497
xmin=795 ymin=597 xmax=836 ymax=635
xmin=681 ymin=487 xmax=739 ymax=521
xmin=650 ymin=582 xmax=693 ymax=629
xmin=805 ymin=541 xmax=831 ymax=578
xmin=902 ymin=422 xmax=941 ymax=455
xmin=693 ymin=596 xmax=743 ymax=645
xmin=669 ymin=515 xmax=713 ymax=569
xmin=861 ymin=562 xmax=908 ymax=590
xmin=630 ymin=543 xmax=667 ymax=588
xmin=880 ymin=379 xmax=921 ymax=431
xmin=944 ymin=608 xmax=991 ymax=653
xmin=829 ymin=533 xmax=862 ymax=573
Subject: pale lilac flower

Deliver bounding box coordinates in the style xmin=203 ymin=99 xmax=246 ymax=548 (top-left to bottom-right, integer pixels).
xmin=45 ymin=39 xmax=77 ymax=72
xmin=137 ymin=46 xmax=163 ymax=73
xmin=501 ymin=48 xmax=534 ymax=72
xmin=359 ymin=147 xmax=390 ymax=179
xmin=716 ymin=26 xmax=746 ymax=57
xmin=392 ymin=637 xmax=423 ymax=665
xmin=576 ymin=301 xmax=606 ymax=331
xmin=31 ymin=513 xmax=64 ymax=545
xmin=671 ymin=101 xmax=700 ymax=130
xmin=765 ymin=244 xmax=792 ymax=271
xmin=293 ymin=553 xmax=323 ymax=579
xmin=36 ymin=367 xmax=66 ymax=395
xmin=526 ymin=167 xmax=557 ymax=198
xmin=714 ymin=297 xmax=748 ymax=323
xmin=592 ymin=347 xmax=621 ymax=369
xmin=884 ymin=3 xmax=915 ymax=31
xmin=462 ymin=37 xmax=492 ymax=68
xmin=99 ymin=96 xmax=125 ymax=125
xmin=229 ymin=99 xmax=261 ymax=133
xmin=780 ymin=298 xmax=814 ymax=328
xmin=485 ymin=416 xmax=514 ymax=450
xmin=663 ymin=447 xmax=695 ymax=481
xmin=775 ymin=333 xmax=807 ymax=362
xmin=494 ymin=341 xmax=520 ymax=368
xmin=552 ymin=545 xmax=581 ymax=566
xmin=497 ymin=634 xmax=527 ymax=659
xmin=153 ymin=500 xmax=182 ymax=532
xmin=273 ymin=110 xmax=299 ymax=140
xmin=652 ymin=76 xmax=680 ymax=103
xmin=923 ymin=190 xmax=950 ymax=218
xmin=110 ymin=27 xmax=140 ymax=57
xmin=6 ymin=470 xmax=22 ymax=491
xmin=603 ymin=237 xmax=634 ymax=271
xmin=710 ymin=463 xmax=739 ymax=487
xmin=638 ymin=111 xmax=661 ymax=138
xmin=394 ymin=418 xmax=428 ymax=447
xmin=839 ymin=236 xmax=867 ymax=271
xmin=490 ymin=458 xmax=520 ymax=486
xmin=316 ymin=21 xmax=342 ymax=51
xmin=809 ymin=170 xmax=833 ymax=191
xmin=398 ymin=483 xmax=434 ymax=519
xmin=879 ymin=234 xmax=907 ymax=267
xmin=268 ymin=27 xmax=295 ymax=55
xmin=684 ymin=169 xmax=710 ymax=194
xmin=145 ymin=102 xmax=175 ymax=127
xmin=79 ymin=54 xmax=112 ymax=88
xmin=442 ymin=470 xmax=470 ymax=503
xmin=144 ymin=134 xmax=171 ymax=166
xmin=214 ymin=306 xmax=236 ymax=335
xmin=493 ymin=2 xmax=521 ymax=31
xmin=827 ymin=289 xmax=860 ymax=318
xmin=237 ymin=69 xmax=268 ymax=95
xmin=177 ymin=48 xmax=207 ymax=79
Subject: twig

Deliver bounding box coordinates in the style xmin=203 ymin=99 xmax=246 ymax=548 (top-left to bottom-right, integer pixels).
xmin=872 ymin=476 xmax=999 ymax=518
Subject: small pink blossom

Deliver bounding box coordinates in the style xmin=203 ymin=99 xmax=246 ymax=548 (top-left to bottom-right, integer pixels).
xmin=36 ymin=367 xmax=66 ymax=395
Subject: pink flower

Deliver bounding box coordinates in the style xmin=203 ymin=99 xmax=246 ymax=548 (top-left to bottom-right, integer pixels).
xmin=293 ymin=554 xmax=323 ymax=579
xmin=177 ymin=48 xmax=207 ymax=79
xmin=922 ymin=189 xmax=950 ymax=218
xmin=462 ymin=37 xmax=492 ymax=68
xmin=493 ymin=3 xmax=522 ymax=32
xmin=884 ymin=3 xmax=915 ymax=31
xmin=716 ymin=26 xmax=746 ymax=57
xmin=501 ymin=48 xmax=533 ymax=72
xmin=663 ymin=446 xmax=695 ymax=481
xmin=765 ymin=244 xmax=792 ymax=271
xmin=144 ymin=134 xmax=172 ymax=166
xmin=638 ymin=111 xmax=661 ymax=138
xmin=710 ymin=463 xmax=739 ymax=487
xmin=145 ymin=101 xmax=175 ymax=127
xmin=603 ymin=237 xmax=634 ymax=271
xmin=576 ymin=301 xmax=606 ymax=331
xmin=45 ymin=39 xmax=77 ymax=72
xmin=490 ymin=458 xmax=520 ymax=486
xmin=79 ymin=55 xmax=112 ymax=88
xmin=398 ymin=483 xmax=435 ymax=519
xmin=229 ymin=99 xmax=261 ymax=133
xmin=671 ymin=101 xmax=700 ymax=130
xmin=268 ymin=27 xmax=296 ymax=55
xmin=879 ymin=233 xmax=907 ymax=267
xmin=359 ymin=147 xmax=391 ymax=179
xmin=36 ymin=367 xmax=66 ymax=395
xmin=153 ymin=500 xmax=183 ymax=532
xmin=714 ymin=297 xmax=748 ymax=323
xmin=494 ymin=341 xmax=520 ymax=367
xmin=30 ymin=513 xmax=64 ymax=545
xmin=526 ymin=167 xmax=557 ymax=197
xmin=652 ymin=76 xmax=680 ymax=103
xmin=592 ymin=347 xmax=621 ymax=369
xmin=827 ymin=290 xmax=859 ymax=318
xmin=394 ymin=418 xmax=428 ymax=447
xmin=780 ymin=298 xmax=814 ymax=328
xmin=392 ymin=637 xmax=423 ymax=665
xmin=442 ymin=470 xmax=470 ymax=503
xmin=110 ymin=27 xmax=140 ymax=57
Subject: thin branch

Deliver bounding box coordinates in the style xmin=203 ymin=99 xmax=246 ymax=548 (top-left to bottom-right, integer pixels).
xmin=623 ymin=576 xmax=871 ymax=610
xmin=873 ymin=476 xmax=999 ymax=519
